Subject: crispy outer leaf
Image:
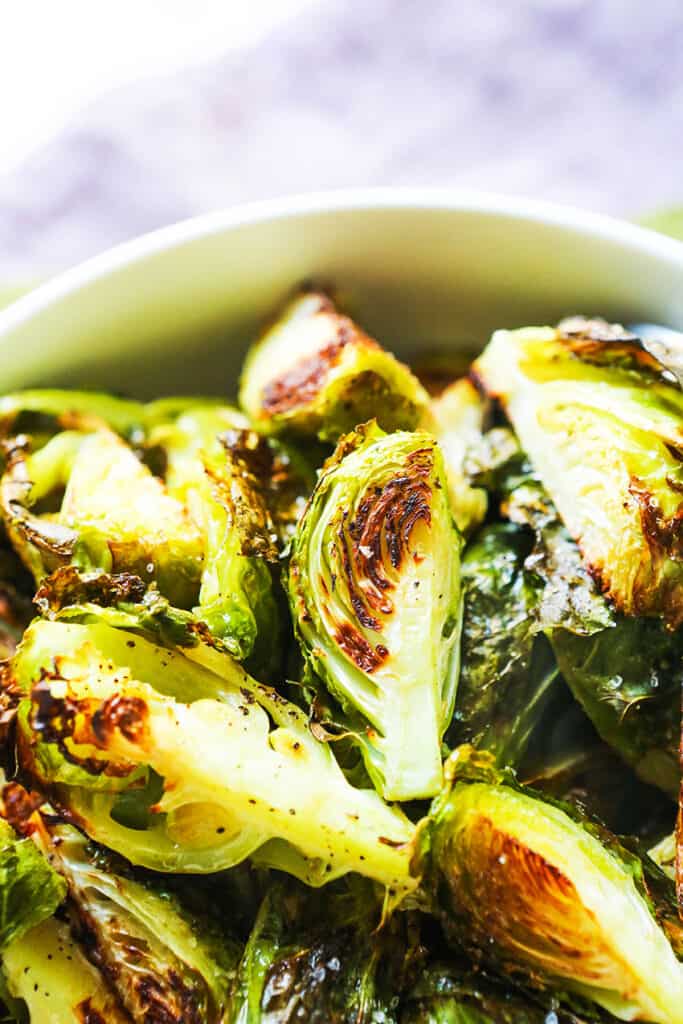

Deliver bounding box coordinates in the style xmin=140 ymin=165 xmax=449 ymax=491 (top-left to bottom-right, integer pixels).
xmin=448 ymin=523 xmax=558 ymax=768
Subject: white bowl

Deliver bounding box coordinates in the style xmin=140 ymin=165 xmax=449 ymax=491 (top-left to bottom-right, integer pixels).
xmin=1 ymin=189 xmax=682 ymax=395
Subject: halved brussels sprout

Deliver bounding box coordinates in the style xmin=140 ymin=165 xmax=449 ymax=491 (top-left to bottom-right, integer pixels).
xmin=419 ymin=748 xmax=683 ymax=1024
xmin=420 ymin=377 xmax=488 ymax=534
xmin=18 ymin=802 xmax=239 ymax=1024
xmin=474 ymin=318 xmax=683 ymax=626
xmin=1 ymin=427 xmax=203 ymax=608
xmin=239 ymin=291 xmax=429 ymax=440
xmin=448 ymin=523 xmax=558 ymax=769
xmin=150 ymin=407 xmax=282 ymax=673
xmin=289 ymin=421 xmax=463 ymax=800
xmin=3 ymin=917 xmax=132 ymax=1023
xmin=12 ymin=618 xmax=416 ymax=889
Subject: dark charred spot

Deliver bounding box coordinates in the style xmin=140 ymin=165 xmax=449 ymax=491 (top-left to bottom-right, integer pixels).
xmin=334 ymin=622 xmax=389 ymax=674
xmin=34 ymin=566 xmax=147 ymax=616
xmin=378 ymin=835 xmax=406 ymax=848
xmin=76 ymin=999 xmax=107 ymax=1024
xmin=30 ymin=679 xmax=143 ymax=778
xmin=629 ymin=477 xmax=683 ymax=559
xmin=558 ymin=315 xmax=680 ymax=385
xmin=1 ymin=781 xmax=42 ymax=833
xmin=92 ymin=695 xmax=149 ymax=746
xmin=338 ymin=444 xmax=434 ymax=629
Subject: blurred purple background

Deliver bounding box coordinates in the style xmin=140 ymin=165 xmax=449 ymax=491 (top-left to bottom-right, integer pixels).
xmin=2 ymin=0 xmax=683 ymax=277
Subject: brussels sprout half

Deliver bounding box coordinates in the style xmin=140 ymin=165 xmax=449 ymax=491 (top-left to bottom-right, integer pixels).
xmin=239 ymin=291 xmax=429 ymax=440
xmin=15 ymin=802 xmax=239 ymax=1024
xmin=11 ymin=618 xmax=416 ymax=890
xmin=419 ymin=749 xmax=683 ymax=1024
xmin=474 ymin=319 xmax=683 ymax=627
xmin=289 ymin=421 xmax=463 ymax=801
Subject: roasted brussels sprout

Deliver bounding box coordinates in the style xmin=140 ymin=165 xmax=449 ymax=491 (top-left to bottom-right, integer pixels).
xmin=289 ymin=421 xmax=462 ymax=800
xmin=239 ymin=291 xmax=429 ymax=440
xmin=551 ymin=618 xmax=682 ymax=796
xmin=0 ymin=427 xmax=203 ymax=608
xmin=420 ymin=378 xmax=488 ymax=535
xmin=447 ymin=523 xmax=558 ymax=768
xmin=418 ymin=748 xmax=683 ymax=1024
xmin=11 ymin=617 xmax=415 ymax=888
xmin=474 ymin=318 xmax=683 ymax=626
xmin=10 ymin=795 xmax=239 ymax=1024
xmin=231 ymin=878 xmax=414 ymax=1023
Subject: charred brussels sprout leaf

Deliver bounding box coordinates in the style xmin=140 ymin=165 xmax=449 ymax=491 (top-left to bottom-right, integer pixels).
xmin=289 ymin=421 xmax=463 ymax=800
xmin=0 ymin=428 xmax=203 ymax=608
xmin=150 ymin=406 xmax=282 ymax=674
xmin=231 ymin=878 xmax=413 ymax=1024
xmin=489 ymin=452 xmax=682 ymax=796
xmin=550 ymin=618 xmax=683 ymax=796
xmin=2 ymin=916 xmax=132 ymax=1023
xmin=419 ymin=748 xmax=683 ymax=1024
xmin=0 ymin=816 xmax=65 ymax=950
xmin=11 ymin=618 xmax=416 ymax=888
xmin=400 ymin=963 xmax=619 ymax=1024
xmin=474 ymin=319 xmax=683 ymax=626
xmin=420 ymin=378 xmax=489 ymax=535
xmin=448 ymin=523 xmax=558 ymax=768
xmin=239 ymin=291 xmax=429 ymax=440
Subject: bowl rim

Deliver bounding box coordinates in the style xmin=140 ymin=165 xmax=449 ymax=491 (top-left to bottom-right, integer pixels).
xmin=1 ymin=187 xmax=682 ymax=335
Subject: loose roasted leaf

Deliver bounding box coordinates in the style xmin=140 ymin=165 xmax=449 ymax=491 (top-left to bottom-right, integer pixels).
xmin=448 ymin=523 xmax=558 ymax=768
xmin=400 ymin=962 xmax=619 ymax=1024
xmin=0 ymin=815 xmax=65 ymax=951
xmin=232 ymin=878 xmax=413 ymax=1023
